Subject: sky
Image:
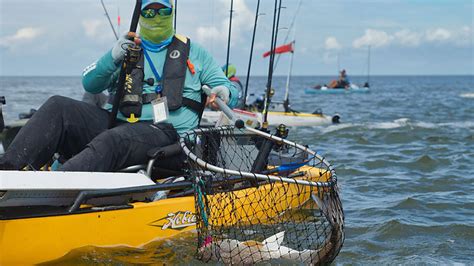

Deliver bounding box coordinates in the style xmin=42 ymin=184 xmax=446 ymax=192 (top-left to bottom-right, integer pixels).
xmin=0 ymin=0 xmax=473 ymax=76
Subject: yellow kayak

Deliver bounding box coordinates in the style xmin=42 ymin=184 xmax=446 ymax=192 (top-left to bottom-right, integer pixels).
xmin=0 ymin=166 xmax=330 ymax=265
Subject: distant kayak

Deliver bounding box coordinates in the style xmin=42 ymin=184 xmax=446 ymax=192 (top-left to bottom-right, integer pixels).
xmin=201 ymin=109 xmax=340 ymax=127
xmin=305 ymin=84 xmax=370 ymax=94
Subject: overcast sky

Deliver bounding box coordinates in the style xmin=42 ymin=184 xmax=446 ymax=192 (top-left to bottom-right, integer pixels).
xmin=0 ymin=0 xmax=473 ymax=76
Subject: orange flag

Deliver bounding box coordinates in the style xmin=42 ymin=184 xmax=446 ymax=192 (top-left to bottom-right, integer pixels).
xmin=263 ymin=41 xmax=295 ymax=58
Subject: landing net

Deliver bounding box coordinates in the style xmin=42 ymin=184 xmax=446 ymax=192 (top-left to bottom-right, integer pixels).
xmin=180 ymin=126 xmax=344 ymax=265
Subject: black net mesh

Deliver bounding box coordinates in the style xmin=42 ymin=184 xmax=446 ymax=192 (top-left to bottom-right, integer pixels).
xmin=181 ymin=126 xmax=344 ymax=265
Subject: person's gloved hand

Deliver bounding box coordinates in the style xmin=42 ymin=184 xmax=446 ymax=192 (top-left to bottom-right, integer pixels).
xmin=111 ymin=32 xmax=141 ymax=64
xmin=207 ymin=86 xmax=230 ymax=110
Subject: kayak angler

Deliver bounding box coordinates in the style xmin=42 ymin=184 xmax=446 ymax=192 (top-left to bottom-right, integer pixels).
xmin=0 ymin=0 xmax=238 ymax=171
xmin=222 ymin=63 xmax=245 ymax=109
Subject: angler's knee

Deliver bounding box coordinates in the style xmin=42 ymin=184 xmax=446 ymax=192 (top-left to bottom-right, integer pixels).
xmin=42 ymin=95 xmax=74 ymax=112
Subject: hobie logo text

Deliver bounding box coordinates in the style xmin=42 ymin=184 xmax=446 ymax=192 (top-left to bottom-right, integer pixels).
xmin=161 ymin=211 xmax=196 ymax=230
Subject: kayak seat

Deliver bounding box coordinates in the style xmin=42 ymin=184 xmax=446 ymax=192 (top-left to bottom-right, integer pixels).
xmin=119 ymin=142 xmax=185 ymax=181
xmin=147 ymin=142 xmax=186 ymax=179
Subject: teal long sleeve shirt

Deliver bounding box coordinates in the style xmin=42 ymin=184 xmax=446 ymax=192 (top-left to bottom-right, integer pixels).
xmin=82 ymin=39 xmax=237 ymax=135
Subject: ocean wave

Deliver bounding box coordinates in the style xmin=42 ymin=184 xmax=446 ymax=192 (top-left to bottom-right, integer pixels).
xmin=367 ymin=118 xmax=410 ymax=129
xmin=374 ymin=219 xmax=474 ymax=237
xmin=370 ymin=119 xmax=474 ymax=130
xmin=320 ymin=123 xmax=356 ymax=134
xmin=459 ymin=92 xmax=474 ymax=98
xmin=320 ymin=119 xmax=474 ymax=135
xmin=437 ymin=121 xmax=474 ymax=128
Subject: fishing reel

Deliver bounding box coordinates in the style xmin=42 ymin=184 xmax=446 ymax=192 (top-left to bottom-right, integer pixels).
xmin=272 ymin=124 xmax=289 ymax=152
xmin=276 ymin=124 xmax=289 ymax=139
xmin=125 ymin=44 xmax=142 ymax=65
xmin=108 ymin=0 xmax=143 ymax=128
xmin=119 ymin=43 xmax=144 ymax=123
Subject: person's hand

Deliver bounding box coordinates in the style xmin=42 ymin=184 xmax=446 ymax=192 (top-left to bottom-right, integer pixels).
xmin=111 ymin=32 xmax=141 ymax=64
xmin=206 ymin=86 xmax=230 ymax=110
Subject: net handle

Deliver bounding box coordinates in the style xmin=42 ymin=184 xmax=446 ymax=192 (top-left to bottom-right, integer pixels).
xmin=180 ymin=134 xmax=334 ymax=188
xmin=192 ymin=125 xmax=336 ymax=176
xmin=194 ymin=86 xmax=337 ymax=187
xmin=201 ymin=85 xmax=336 ymax=181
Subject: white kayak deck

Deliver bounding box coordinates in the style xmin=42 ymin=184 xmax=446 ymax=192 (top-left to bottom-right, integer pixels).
xmin=0 ymin=170 xmax=154 ymax=190
xmin=201 ymin=110 xmax=334 ymax=127
xmin=0 ymin=171 xmax=155 ymax=207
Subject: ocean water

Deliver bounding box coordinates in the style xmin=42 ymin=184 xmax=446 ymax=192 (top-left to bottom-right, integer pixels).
xmin=1 ymin=75 xmax=473 ymax=264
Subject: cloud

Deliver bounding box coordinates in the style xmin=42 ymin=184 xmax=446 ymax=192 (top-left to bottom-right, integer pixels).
xmin=0 ymin=27 xmax=43 ymax=48
xmin=196 ymin=26 xmax=224 ymax=43
xmin=455 ymin=26 xmax=473 ymax=46
xmin=81 ymin=18 xmax=119 ymax=43
xmin=393 ymin=29 xmax=422 ymax=46
xmin=195 ymin=0 xmax=253 ymax=47
xmin=325 ymin=37 xmax=342 ymax=50
xmin=425 ymin=28 xmax=451 ymax=42
xmin=82 ymin=19 xmax=105 ymax=38
xmin=353 ymin=26 xmax=472 ymax=49
xmin=353 ymin=29 xmax=393 ymax=48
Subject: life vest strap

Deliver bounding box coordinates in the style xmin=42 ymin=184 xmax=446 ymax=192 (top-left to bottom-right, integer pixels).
xmin=108 ymin=93 xmax=204 ymax=115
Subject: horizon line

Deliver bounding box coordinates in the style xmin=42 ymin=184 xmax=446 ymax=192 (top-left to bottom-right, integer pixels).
xmin=1 ymin=74 xmax=473 ymax=78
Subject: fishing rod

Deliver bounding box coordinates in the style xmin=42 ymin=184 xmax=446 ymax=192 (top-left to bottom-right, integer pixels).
xmin=243 ymin=0 xmax=261 ymax=107
xmin=224 ymin=0 xmax=234 ymax=77
xmin=0 ymin=96 xmax=5 ymax=133
xmin=174 ymin=0 xmax=178 ymax=30
xmin=283 ymin=40 xmax=295 ymax=110
xmin=252 ymin=0 xmax=285 ymax=176
xmin=117 ymin=4 xmax=121 ymax=35
xmin=273 ymin=0 xmax=303 ymax=71
xmin=108 ymin=0 xmax=142 ymax=128
xmin=366 ymin=45 xmax=371 ymax=87
xmin=100 ymin=0 xmax=119 ymax=40
xmin=272 ymin=0 xmax=284 ymax=75
xmin=262 ymin=0 xmax=283 ymax=127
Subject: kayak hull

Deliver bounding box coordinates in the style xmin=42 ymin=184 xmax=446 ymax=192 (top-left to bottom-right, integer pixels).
xmin=0 ymin=166 xmax=329 ymax=265
xmin=201 ymin=110 xmax=336 ymax=127
xmin=304 ymin=87 xmax=370 ymax=94
xmin=0 ymin=196 xmax=196 ymax=265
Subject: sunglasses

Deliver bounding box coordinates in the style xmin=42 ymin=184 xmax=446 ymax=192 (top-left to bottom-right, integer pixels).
xmin=141 ymin=7 xmax=173 ymax=18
